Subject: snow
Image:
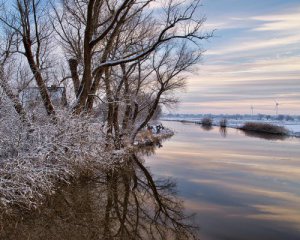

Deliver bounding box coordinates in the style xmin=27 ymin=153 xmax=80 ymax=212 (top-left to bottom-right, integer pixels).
xmin=162 ymin=114 xmax=300 ymax=137
xmin=134 ymin=124 xmax=174 ymax=147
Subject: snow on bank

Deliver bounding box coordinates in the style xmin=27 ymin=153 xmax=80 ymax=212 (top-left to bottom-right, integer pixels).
xmin=0 ymin=108 xmax=171 ymax=213
xmin=221 ymin=119 xmax=300 ymax=137
xmin=162 ymin=116 xmax=300 ymax=137
xmin=134 ymin=124 xmax=174 ymax=147
xmin=0 ymin=108 xmax=121 ymax=212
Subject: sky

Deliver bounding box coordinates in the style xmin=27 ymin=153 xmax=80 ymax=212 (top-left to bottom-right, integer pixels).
xmin=173 ymin=0 xmax=300 ymax=115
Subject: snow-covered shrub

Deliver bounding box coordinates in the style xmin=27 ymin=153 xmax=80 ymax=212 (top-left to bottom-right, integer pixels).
xmin=0 ymin=99 xmax=117 ymax=210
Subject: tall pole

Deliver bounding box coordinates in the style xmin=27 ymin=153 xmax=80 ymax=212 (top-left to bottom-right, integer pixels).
xmin=275 ymin=102 xmax=279 ymax=115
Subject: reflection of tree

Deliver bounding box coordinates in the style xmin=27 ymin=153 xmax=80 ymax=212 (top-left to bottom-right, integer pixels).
xmin=136 ymin=141 xmax=163 ymax=157
xmin=100 ymin=154 xmax=198 ymax=240
xmin=219 ymin=127 xmax=227 ymax=138
xmin=1 ymin=154 xmax=198 ymax=240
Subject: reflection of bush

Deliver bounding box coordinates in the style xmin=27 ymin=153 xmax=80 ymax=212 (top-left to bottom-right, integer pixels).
xmin=219 ymin=118 xmax=227 ymax=128
xmin=201 ymin=125 xmax=213 ymax=131
xmin=240 ymin=122 xmax=288 ymax=135
xmin=242 ymin=129 xmax=288 ymax=141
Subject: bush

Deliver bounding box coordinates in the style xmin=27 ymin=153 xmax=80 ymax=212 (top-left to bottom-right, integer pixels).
xmin=240 ymin=122 xmax=288 ymax=135
xmin=219 ymin=118 xmax=227 ymax=128
xmin=0 ymin=99 xmax=113 ymax=211
xmin=285 ymin=115 xmax=294 ymax=121
xmin=201 ymin=117 xmax=213 ymax=127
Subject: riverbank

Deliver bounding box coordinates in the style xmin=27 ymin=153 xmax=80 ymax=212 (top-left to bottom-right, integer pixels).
xmin=0 ymin=151 xmax=196 ymax=240
xmin=0 ymin=112 xmax=108 ymax=213
xmin=162 ymin=118 xmax=300 ymax=138
xmin=134 ymin=126 xmax=174 ymax=147
xmin=0 ymin=112 xmax=172 ymax=214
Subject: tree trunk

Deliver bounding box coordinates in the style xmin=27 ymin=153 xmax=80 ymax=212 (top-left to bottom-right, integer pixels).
xmin=23 ymin=40 xmax=55 ymax=116
xmin=121 ymin=67 xmax=132 ymax=135
xmin=68 ymin=58 xmax=80 ymax=96
xmin=130 ymin=90 xmax=163 ymax=143
xmin=86 ymin=68 xmax=104 ymax=111
xmin=73 ymin=47 xmax=92 ymax=114
xmin=103 ymin=67 xmax=114 ymax=140
xmin=73 ymin=0 xmax=95 ymax=114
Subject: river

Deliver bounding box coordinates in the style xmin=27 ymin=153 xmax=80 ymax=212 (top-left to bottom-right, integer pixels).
xmin=1 ymin=121 xmax=300 ymax=240
xmin=145 ymin=121 xmax=300 ymax=240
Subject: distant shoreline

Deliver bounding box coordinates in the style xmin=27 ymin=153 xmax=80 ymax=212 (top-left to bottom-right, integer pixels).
xmin=161 ymin=118 xmax=300 ymax=138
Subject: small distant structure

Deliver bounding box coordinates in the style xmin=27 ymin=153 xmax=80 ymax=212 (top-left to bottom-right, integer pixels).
xmin=275 ymin=100 xmax=279 ymax=115
xmin=19 ymin=85 xmax=67 ymax=108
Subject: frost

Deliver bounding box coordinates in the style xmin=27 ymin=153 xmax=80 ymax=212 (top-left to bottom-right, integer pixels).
xmin=0 ymin=99 xmax=120 ymax=210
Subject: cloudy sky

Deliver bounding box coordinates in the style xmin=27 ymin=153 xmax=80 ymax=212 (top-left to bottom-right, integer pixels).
xmin=174 ymin=0 xmax=300 ymax=115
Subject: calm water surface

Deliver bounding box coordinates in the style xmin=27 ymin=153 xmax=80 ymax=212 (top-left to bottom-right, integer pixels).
xmin=145 ymin=121 xmax=300 ymax=240
xmin=1 ymin=153 xmax=195 ymax=240
xmin=2 ymin=121 xmax=300 ymax=240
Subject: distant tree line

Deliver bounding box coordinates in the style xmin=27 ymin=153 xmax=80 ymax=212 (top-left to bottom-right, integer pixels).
xmin=164 ymin=113 xmax=300 ymax=122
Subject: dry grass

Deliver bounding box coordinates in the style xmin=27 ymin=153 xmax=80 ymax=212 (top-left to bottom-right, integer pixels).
xmin=239 ymin=122 xmax=289 ymax=135
xmin=135 ymin=128 xmax=174 ymax=146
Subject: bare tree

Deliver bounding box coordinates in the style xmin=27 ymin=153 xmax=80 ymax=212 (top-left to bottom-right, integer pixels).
xmin=0 ymin=0 xmax=56 ymax=115
xmin=0 ymin=28 xmax=30 ymax=124
xmin=52 ymin=0 xmax=210 ymax=114
xmin=0 ymin=0 xmax=211 ymax=145
xmin=129 ymin=42 xmax=202 ymax=142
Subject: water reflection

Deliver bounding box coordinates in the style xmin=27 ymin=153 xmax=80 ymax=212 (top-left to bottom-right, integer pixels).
xmin=146 ymin=121 xmax=300 ymax=240
xmin=219 ymin=127 xmax=227 ymax=138
xmin=201 ymin=125 xmax=213 ymax=131
xmin=241 ymin=129 xmax=288 ymax=141
xmin=1 ymin=154 xmax=197 ymax=240
xmin=137 ymin=141 xmax=164 ymax=156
